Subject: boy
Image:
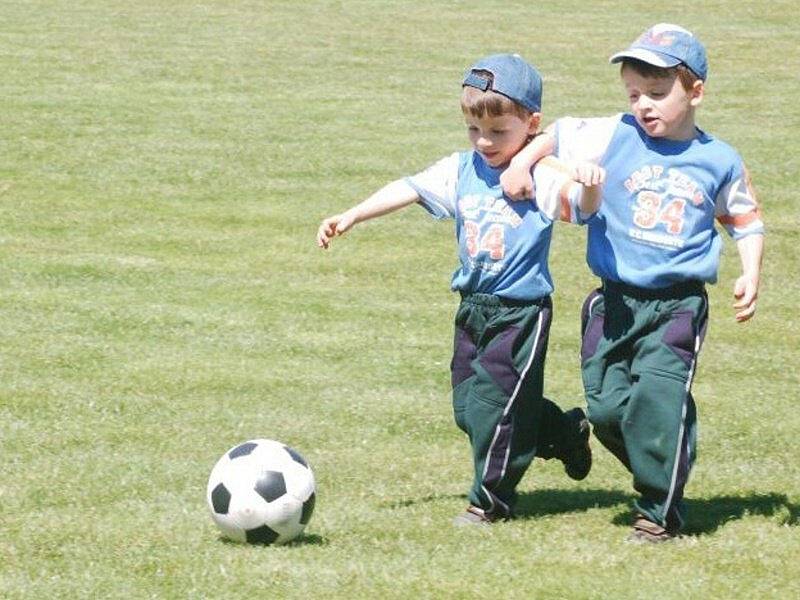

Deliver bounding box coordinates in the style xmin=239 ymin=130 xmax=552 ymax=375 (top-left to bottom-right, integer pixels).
xmin=317 ymin=54 xmax=604 ymax=524
xmin=500 ymin=24 xmax=764 ymax=541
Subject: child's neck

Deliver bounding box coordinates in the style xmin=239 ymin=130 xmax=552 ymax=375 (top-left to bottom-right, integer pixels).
xmin=663 ymin=123 xmax=699 ymax=141
xmin=663 ymin=109 xmax=699 ymax=141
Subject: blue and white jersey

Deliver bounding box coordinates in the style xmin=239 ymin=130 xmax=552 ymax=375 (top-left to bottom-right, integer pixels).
xmin=555 ymin=113 xmax=764 ymax=288
xmin=405 ymin=150 xmax=584 ymax=301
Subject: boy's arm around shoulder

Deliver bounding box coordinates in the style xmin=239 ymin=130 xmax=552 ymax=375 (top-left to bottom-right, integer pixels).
xmin=316 ymin=179 xmax=420 ymax=249
xmin=501 ymin=128 xmax=556 ymax=200
xmin=502 ymin=114 xmax=621 ymax=201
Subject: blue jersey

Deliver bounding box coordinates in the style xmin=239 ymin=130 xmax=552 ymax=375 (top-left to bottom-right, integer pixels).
xmin=406 ymin=151 xmax=584 ymax=301
xmin=555 ymin=114 xmax=764 ymax=288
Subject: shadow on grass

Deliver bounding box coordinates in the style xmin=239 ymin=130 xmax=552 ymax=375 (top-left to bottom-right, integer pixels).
xmin=384 ymin=488 xmax=633 ymax=520
xmin=609 ymin=492 xmax=799 ymax=535
xmin=384 ymin=493 xmax=464 ymax=509
xmin=387 ymin=489 xmax=799 ymax=535
xmin=217 ymin=533 xmax=329 ymax=547
xmin=683 ymin=493 xmax=798 ymax=534
xmin=514 ymin=488 xmax=632 ymax=520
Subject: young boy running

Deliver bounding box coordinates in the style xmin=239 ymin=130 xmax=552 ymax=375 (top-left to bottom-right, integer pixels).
xmin=317 ymin=54 xmax=603 ymax=524
xmin=501 ymin=24 xmax=765 ymax=541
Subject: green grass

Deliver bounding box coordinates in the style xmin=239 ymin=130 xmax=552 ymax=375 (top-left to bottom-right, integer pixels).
xmin=1 ymin=1 xmax=798 ymax=598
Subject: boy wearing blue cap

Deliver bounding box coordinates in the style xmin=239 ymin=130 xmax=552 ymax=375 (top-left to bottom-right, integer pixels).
xmin=501 ymin=24 xmax=765 ymax=541
xmin=317 ymin=54 xmax=604 ymax=524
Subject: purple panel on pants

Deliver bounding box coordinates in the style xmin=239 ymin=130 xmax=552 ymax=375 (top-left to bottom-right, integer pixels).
xmin=451 ymin=326 xmax=477 ymax=389
xmin=581 ymin=312 xmax=604 ymax=363
xmin=478 ymin=326 xmax=520 ymax=398
xmin=580 ymin=289 xmax=603 ymax=363
xmin=483 ymin=415 xmax=513 ymax=489
xmin=662 ymin=311 xmax=695 ymax=367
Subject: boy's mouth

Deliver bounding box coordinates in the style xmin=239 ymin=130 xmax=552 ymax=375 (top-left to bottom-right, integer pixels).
xmin=482 ymin=151 xmax=501 ymax=162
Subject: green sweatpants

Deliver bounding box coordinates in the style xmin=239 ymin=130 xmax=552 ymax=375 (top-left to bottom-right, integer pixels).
xmin=580 ymin=280 xmax=708 ymax=532
xmin=451 ymin=293 xmax=576 ymax=519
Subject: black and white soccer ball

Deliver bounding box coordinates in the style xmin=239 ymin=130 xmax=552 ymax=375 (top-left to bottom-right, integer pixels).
xmin=206 ymin=439 xmax=316 ymax=544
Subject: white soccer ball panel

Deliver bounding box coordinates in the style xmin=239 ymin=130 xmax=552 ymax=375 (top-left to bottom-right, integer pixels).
xmin=279 ymin=460 xmax=315 ymax=501
xmin=265 ymin=496 xmax=302 ymax=527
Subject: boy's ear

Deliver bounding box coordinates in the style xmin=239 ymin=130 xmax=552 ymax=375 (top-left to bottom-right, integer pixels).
xmin=527 ymin=112 xmax=542 ymax=134
xmin=689 ymin=80 xmax=704 ymax=107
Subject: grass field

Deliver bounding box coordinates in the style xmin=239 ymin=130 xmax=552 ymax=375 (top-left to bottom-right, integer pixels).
xmin=2 ymin=1 xmax=799 ymax=598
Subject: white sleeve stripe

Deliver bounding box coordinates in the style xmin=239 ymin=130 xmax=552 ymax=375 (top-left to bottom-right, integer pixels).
xmin=716 ymin=175 xmax=760 ymax=218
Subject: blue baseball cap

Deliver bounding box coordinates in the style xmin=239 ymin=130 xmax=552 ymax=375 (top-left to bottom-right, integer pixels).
xmin=463 ymin=53 xmax=543 ymax=112
xmin=609 ymin=23 xmax=708 ymax=81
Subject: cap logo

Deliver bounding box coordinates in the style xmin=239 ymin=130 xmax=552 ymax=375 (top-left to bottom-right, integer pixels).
xmin=640 ymin=31 xmax=676 ymax=47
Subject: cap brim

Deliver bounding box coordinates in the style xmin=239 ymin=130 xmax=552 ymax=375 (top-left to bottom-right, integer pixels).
xmin=609 ymin=48 xmax=681 ymax=68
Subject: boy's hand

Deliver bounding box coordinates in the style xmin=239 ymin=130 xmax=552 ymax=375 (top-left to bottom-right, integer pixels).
xmin=316 ymin=211 xmax=357 ymax=249
xmin=572 ymin=162 xmax=605 ymax=187
xmin=572 ymin=162 xmax=605 ymax=215
xmin=733 ymin=273 xmax=759 ymax=322
xmin=501 ymin=162 xmax=535 ymax=200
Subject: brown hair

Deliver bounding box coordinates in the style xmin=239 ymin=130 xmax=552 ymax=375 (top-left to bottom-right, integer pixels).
xmin=460 ymin=71 xmax=533 ymax=120
xmin=620 ymin=58 xmax=700 ymax=91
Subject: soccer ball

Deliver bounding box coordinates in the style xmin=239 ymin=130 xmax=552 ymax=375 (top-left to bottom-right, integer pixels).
xmin=206 ymin=439 xmax=316 ymax=544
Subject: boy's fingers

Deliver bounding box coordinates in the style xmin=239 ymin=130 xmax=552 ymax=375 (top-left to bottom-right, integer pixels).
xmin=520 ymin=183 xmax=534 ymax=199
xmin=317 ymin=219 xmax=337 ymax=248
xmin=733 ymin=287 xmax=751 ymax=306
xmin=735 ymin=302 xmax=756 ymax=322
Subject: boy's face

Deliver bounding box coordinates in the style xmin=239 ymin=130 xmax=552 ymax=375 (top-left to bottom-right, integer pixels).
xmin=464 ymin=111 xmax=540 ymax=168
xmin=621 ymin=66 xmax=703 ymax=141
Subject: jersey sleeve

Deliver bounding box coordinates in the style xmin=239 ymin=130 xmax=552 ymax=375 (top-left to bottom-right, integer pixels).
xmin=404 ymin=152 xmax=460 ymax=219
xmin=531 ymin=156 xmax=585 ymax=223
xmin=714 ymin=163 xmax=764 ymax=239
xmin=554 ymin=114 xmax=622 ymax=164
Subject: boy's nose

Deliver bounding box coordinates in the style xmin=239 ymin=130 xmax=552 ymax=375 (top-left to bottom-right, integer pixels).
xmin=636 ymin=96 xmax=654 ymax=111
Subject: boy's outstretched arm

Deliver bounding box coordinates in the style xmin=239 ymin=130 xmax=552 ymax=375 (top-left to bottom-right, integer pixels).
xmin=316 ymin=179 xmax=420 ymax=249
xmin=501 ymin=128 xmax=556 ymax=200
xmin=733 ymin=233 xmax=764 ymax=322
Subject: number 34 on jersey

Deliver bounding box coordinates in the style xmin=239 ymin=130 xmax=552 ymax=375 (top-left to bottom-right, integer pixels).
xmin=464 ymin=221 xmax=505 ymax=260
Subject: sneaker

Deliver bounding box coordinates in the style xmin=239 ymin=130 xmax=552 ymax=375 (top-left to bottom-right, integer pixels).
xmin=559 ymin=407 xmax=592 ymax=481
xmin=627 ymin=515 xmax=677 ymax=543
xmin=452 ymin=505 xmax=493 ymax=527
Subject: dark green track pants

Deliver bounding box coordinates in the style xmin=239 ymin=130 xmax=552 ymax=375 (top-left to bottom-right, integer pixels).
xmin=580 ymin=280 xmax=708 ymax=532
xmin=451 ymin=293 xmax=576 ymax=519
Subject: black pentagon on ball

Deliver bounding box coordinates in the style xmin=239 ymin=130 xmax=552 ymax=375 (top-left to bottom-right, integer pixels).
xmin=210 ymin=483 xmax=231 ymax=514
xmin=228 ymin=441 xmax=258 ymax=460
xmin=254 ymin=470 xmax=286 ymax=502
xmin=300 ymin=492 xmax=315 ymax=525
xmin=284 ymin=445 xmax=308 ymax=468
xmin=245 ymin=524 xmax=280 ymax=544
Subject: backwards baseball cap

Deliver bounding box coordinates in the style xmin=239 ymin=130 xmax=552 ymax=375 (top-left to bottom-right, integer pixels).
xmin=463 ymin=53 xmax=543 ymax=112
xmin=609 ymin=23 xmax=708 ymax=81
